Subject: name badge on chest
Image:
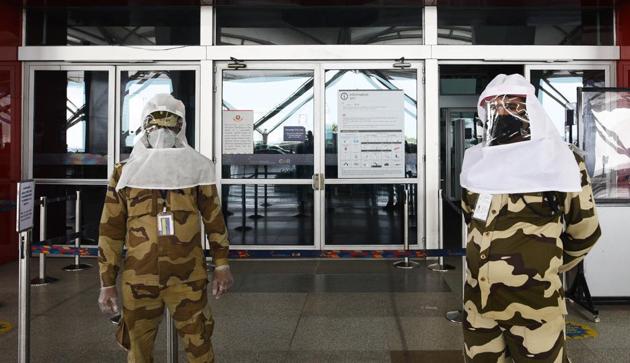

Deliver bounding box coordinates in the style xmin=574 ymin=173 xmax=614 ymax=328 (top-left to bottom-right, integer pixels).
xmin=473 ymin=193 xmax=493 ymax=222
xmin=157 ymin=209 xmax=175 ymax=236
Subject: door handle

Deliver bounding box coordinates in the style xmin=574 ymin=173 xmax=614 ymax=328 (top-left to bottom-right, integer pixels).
xmin=312 ymin=174 xmax=324 ymax=191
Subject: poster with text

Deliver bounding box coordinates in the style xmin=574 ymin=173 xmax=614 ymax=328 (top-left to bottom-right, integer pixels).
xmin=337 ymin=90 xmax=405 ymax=178
xmin=223 ymin=110 xmax=254 ymax=154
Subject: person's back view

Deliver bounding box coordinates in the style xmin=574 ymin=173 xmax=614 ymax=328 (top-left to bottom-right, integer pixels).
xmin=459 ymin=74 xmax=601 ymax=362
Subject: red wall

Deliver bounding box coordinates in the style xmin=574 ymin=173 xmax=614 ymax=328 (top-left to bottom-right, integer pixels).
xmin=0 ymin=1 xmax=22 ymax=264
xmin=617 ymin=1 xmax=630 ymax=87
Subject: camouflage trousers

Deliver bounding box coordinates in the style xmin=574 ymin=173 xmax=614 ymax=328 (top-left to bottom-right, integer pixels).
xmin=118 ymin=279 xmax=214 ymax=363
xmin=463 ymin=311 xmax=568 ymax=363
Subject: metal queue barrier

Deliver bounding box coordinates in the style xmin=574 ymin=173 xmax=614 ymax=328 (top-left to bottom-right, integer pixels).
xmin=30 ymin=196 xmax=58 ymax=286
xmin=393 ymin=185 xmax=418 ymax=269
xmin=63 ymin=191 xmax=92 ymax=271
xmin=427 ymin=189 xmax=455 ymax=272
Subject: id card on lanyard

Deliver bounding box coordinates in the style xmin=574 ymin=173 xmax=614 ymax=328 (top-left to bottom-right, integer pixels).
xmin=157 ymin=190 xmax=175 ymax=236
xmin=473 ymin=193 xmax=493 ymax=222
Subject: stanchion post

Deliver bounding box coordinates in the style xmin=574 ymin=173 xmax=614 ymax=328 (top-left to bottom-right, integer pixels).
xmin=31 ymin=196 xmax=57 ymax=286
xmin=428 ymin=189 xmax=455 ymax=272
xmin=394 ymin=186 xmax=419 ymax=269
xmin=63 ymin=190 xmax=92 ymax=271
xmin=18 ymin=230 xmax=31 ymax=363
xmin=166 ymin=312 xmax=178 ymax=363
xmin=446 ymin=214 xmax=467 ymax=323
xmin=234 ymin=185 xmax=252 ymax=232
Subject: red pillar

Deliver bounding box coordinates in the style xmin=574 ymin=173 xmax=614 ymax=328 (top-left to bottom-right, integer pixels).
xmin=617 ymin=1 xmax=630 ymax=87
xmin=0 ymin=0 xmax=22 ymax=264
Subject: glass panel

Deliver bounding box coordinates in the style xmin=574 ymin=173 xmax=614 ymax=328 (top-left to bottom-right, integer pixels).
xmin=580 ymin=89 xmax=630 ymax=201
xmin=325 ymin=69 xmax=417 ymax=179
xmin=33 ymin=70 xmax=109 ymax=179
xmin=120 ymin=70 xmax=196 ymax=160
xmin=34 ymin=184 xmax=106 ymax=245
xmin=222 ymin=70 xmax=314 ymax=180
xmin=224 ymin=184 xmax=314 ymax=245
xmin=445 ymin=110 xmax=481 ymax=201
xmin=438 ymin=5 xmax=613 ymax=45
xmin=325 ymin=184 xmax=417 ymax=245
xmin=530 ymin=69 xmax=605 ymax=142
xmin=216 ymin=6 xmax=422 ymax=45
xmin=0 ymin=69 xmax=15 ymax=181
xmin=25 ymin=6 xmax=199 ymax=46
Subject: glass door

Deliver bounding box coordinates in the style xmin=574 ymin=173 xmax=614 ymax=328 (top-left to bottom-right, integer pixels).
xmin=525 ymin=64 xmax=611 ymax=144
xmin=116 ymin=65 xmax=200 ymax=162
xmin=321 ymin=63 xmax=424 ymax=249
xmin=216 ymin=63 xmax=320 ymax=248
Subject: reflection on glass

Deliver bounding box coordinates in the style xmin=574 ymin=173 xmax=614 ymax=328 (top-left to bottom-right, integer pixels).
xmin=0 ymin=70 xmax=13 ymax=180
xmin=34 ymin=184 xmax=106 ymax=244
xmin=216 ymin=7 xmax=422 ymax=45
xmin=26 ymin=6 xmax=200 ymax=46
xmin=326 ymin=184 xmax=417 ymax=245
xmin=120 ymin=70 xmax=196 ymax=159
xmin=445 ymin=111 xmax=481 ymax=201
xmin=438 ymin=5 xmax=613 ymax=45
xmin=33 ymin=71 xmax=109 ymax=179
xmin=224 ymin=184 xmax=314 ymax=245
xmin=222 ymin=70 xmax=314 ymax=179
xmin=580 ymin=90 xmax=630 ymax=200
xmin=531 ymin=69 xmax=605 ymax=142
xmin=325 ymin=69 xmax=418 ymax=178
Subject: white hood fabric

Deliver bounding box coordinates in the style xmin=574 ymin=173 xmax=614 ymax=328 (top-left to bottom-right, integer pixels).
xmin=460 ymin=74 xmax=582 ymax=194
xmin=116 ymin=94 xmax=216 ymax=191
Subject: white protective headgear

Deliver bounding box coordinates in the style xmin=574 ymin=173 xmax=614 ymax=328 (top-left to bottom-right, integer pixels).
xmin=460 ymin=74 xmax=582 ymax=194
xmin=116 ymin=94 xmax=216 ymax=191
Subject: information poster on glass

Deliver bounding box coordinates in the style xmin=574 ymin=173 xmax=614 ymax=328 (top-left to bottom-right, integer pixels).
xmin=223 ymin=110 xmax=254 ymax=154
xmin=337 ymin=90 xmax=405 ymax=178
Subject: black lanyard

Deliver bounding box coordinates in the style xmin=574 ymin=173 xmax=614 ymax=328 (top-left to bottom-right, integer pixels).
xmin=159 ymin=190 xmax=168 ymax=210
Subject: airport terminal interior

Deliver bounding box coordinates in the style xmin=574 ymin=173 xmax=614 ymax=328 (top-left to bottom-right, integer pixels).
xmin=1 ymin=1 xmax=630 ymax=362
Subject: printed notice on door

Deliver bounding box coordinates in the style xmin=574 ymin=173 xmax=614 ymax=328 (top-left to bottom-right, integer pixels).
xmin=337 ymin=90 xmax=405 ymax=178
xmin=223 ymin=110 xmax=254 ymax=154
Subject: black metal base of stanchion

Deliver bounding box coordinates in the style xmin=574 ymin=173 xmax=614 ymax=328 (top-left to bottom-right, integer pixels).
xmin=234 ymin=226 xmax=253 ymax=232
xmin=446 ymin=310 xmax=463 ymax=323
xmin=248 ymin=214 xmax=264 ymax=219
xmin=393 ymin=258 xmax=420 ymax=269
xmin=30 ymin=276 xmax=59 ymax=286
xmin=63 ymin=263 xmax=92 ymax=271
xmin=261 ymin=202 xmax=272 ymax=207
xmin=427 ymin=262 xmax=456 ymax=272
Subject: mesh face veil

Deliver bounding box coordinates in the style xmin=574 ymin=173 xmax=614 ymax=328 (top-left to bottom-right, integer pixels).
xmin=143 ymin=111 xmax=184 ymax=149
xmin=483 ymin=95 xmax=531 ymax=146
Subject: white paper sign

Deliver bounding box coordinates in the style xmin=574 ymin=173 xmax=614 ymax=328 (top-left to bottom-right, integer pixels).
xmin=223 ymin=110 xmax=254 ymax=154
xmin=16 ymin=180 xmax=35 ymax=232
xmin=337 ymin=90 xmax=405 ymax=178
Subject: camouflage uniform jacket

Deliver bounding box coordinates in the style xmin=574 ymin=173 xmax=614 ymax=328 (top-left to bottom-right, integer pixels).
xmin=461 ymin=152 xmax=600 ymax=323
xmin=98 ymin=163 xmax=229 ymax=288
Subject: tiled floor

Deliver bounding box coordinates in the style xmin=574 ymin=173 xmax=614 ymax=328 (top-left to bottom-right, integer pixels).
xmin=0 ymin=257 xmax=628 ymax=362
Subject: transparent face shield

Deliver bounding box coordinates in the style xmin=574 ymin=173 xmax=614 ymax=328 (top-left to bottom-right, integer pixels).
xmin=142 ymin=111 xmax=184 ymax=149
xmin=482 ymin=95 xmax=531 ymax=146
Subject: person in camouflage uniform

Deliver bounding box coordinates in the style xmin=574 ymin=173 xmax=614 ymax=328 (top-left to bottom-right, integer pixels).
xmin=98 ymin=94 xmax=232 ymax=363
xmin=459 ymin=75 xmax=601 ymax=363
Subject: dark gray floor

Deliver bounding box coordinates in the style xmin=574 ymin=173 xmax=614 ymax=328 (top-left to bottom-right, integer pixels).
xmin=0 ymin=257 xmax=628 ymax=362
